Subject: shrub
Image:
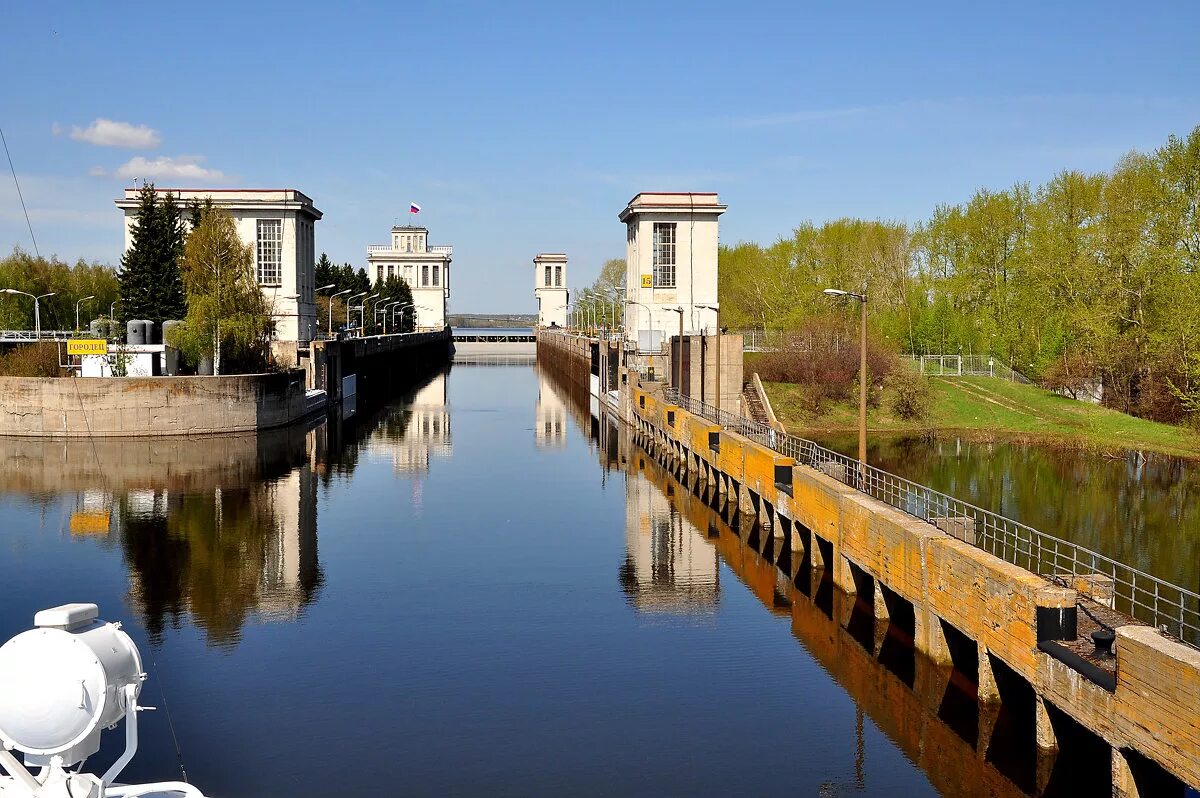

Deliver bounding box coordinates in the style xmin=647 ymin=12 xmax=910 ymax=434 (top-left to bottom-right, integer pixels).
xmin=886 ymin=368 xmax=931 ymax=421
xmin=755 ymin=317 xmax=897 ymax=412
xmin=0 ymin=343 xmax=67 ymax=377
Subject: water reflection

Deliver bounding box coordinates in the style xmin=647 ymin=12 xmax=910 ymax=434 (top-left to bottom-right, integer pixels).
xmin=619 ymin=451 xmax=720 ymax=615
xmin=817 ymin=434 xmax=1200 ymax=591
xmin=367 ymin=370 xmax=453 ymax=474
xmin=0 ymin=429 xmax=322 ymax=647
xmin=535 ymin=370 xmax=568 ymax=448
xmin=532 ymin=362 xmax=1119 ymax=798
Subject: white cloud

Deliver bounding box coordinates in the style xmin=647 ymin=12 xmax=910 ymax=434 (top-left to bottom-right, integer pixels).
xmin=51 ymin=122 xmax=63 ymax=137
xmin=92 ymin=155 xmax=228 ymax=183
xmin=70 ymin=118 xmax=161 ymax=149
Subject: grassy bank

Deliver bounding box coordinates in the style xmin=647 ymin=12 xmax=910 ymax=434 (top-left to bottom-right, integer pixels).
xmin=762 ymin=375 xmax=1200 ymax=458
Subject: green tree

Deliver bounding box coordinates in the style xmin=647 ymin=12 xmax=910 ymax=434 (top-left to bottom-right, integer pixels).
xmin=118 ymin=183 xmax=187 ymax=326
xmin=315 ymin=253 xmax=337 ymax=290
xmin=175 ymin=206 xmax=272 ymax=375
xmin=574 ymin=258 xmax=625 ymax=328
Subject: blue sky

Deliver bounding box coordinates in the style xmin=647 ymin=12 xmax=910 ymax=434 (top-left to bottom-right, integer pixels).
xmin=1 ymin=1 xmax=1198 ymax=313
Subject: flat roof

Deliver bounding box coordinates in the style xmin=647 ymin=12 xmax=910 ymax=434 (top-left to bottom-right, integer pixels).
xmin=619 ymin=192 xmax=726 ymax=222
xmin=116 ymin=188 xmax=322 ymax=220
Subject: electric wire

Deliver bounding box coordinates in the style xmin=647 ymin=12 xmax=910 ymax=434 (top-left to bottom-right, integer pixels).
xmin=0 ymin=125 xmax=39 ymax=258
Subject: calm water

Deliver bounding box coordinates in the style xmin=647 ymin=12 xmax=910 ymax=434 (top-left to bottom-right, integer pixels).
xmin=0 ymin=365 xmax=1109 ymax=796
xmin=816 ymin=433 xmax=1200 ymax=593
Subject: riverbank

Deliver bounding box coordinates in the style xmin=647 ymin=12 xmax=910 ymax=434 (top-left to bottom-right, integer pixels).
xmin=762 ymin=375 xmax=1200 ymax=459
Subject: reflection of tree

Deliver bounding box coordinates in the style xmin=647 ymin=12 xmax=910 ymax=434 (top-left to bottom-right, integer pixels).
xmin=120 ymin=472 xmax=322 ymax=648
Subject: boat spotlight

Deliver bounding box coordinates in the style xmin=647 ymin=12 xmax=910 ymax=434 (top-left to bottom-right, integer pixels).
xmin=0 ymin=604 xmax=205 ymax=798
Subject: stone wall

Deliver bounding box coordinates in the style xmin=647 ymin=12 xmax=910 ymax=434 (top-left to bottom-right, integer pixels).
xmin=0 ymin=371 xmax=313 ymax=437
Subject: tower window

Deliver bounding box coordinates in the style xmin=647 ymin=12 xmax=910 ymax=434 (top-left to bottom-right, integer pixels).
xmin=555 ymin=265 xmax=562 ymax=287
xmin=432 ymin=265 xmax=439 ymax=286
xmin=422 ymin=264 xmax=429 ymax=286
xmin=255 ymin=219 xmax=282 ymax=285
xmin=545 ymin=265 xmax=552 ymax=286
xmin=652 ymin=223 xmax=676 ymax=288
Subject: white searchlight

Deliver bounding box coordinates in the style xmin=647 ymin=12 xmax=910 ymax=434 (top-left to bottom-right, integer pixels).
xmin=0 ymin=604 xmax=206 ymax=798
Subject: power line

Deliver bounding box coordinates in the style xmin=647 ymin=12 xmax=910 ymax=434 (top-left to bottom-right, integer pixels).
xmin=0 ymin=125 xmax=40 ymax=258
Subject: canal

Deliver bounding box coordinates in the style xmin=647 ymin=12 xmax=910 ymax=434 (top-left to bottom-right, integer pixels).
xmin=0 ymin=364 xmax=1109 ymax=796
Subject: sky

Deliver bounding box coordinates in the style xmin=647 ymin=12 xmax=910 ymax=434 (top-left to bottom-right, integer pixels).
xmin=1 ymin=1 xmax=1198 ymax=313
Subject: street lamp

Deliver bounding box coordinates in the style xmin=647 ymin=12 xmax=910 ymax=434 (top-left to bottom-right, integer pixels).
xmin=346 ymin=292 xmax=367 ymax=333
xmin=394 ymin=302 xmax=414 ymax=333
xmin=823 ymin=286 xmax=869 ymax=480
xmin=314 ymin=283 xmax=336 ymax=338
xmin=668 ymin=306 xmax=685 ymax=396
xmin=360 ymin=293 xmax=379 ymax=334
xmin=328 ymin=289 xmax=352 ymax=336
xmin=1 ymin=289 xmax=55 ymax=339
xmin=75 ymin=295 xmax=96 ymax=332
xmin=697 ymin=303 xmax=720 ymax=410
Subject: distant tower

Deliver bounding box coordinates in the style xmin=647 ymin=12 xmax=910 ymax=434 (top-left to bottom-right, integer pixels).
xmin=619 ymin=192 xmax=726 ymax=349
xmin=534 ymin=253 xmax=568 ymax=328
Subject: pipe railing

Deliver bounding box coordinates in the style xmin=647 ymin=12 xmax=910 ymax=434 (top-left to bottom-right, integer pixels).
xmin=662 ymin=387 xmax=1200 ymax=649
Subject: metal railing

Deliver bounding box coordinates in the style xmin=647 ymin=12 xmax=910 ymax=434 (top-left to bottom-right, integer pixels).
xmin=663 ymin=387 xmax=1200 ymax=648
xmin=909 ymin=354 xmax=1033 ymax=384
xmin=0 ymin=330 xmax=74 ymax=342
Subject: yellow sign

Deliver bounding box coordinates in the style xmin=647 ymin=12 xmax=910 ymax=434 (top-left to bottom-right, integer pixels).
xmin=67 ymin=339 xmax=108 ymax=356
xmin=640 ymin=274 xmax=653 ymax=288
xmin=70 ymin=511 xmax=111 ymax=536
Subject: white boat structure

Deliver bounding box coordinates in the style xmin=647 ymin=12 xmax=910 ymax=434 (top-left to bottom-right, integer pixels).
xmin=0 ymin=604 xmax=206 ymax=798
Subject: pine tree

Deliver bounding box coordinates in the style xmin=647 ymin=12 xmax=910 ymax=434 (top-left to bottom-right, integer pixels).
xmin=118 ymin=182 xmax=188 ymax=326
xmin=315 ymin=253 xmax=337 ymax=289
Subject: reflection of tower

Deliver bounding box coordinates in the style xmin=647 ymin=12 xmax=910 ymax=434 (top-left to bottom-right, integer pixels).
xmin=535 ymin=370 xmax=568 ymax=449
xmin=389 ymin=371 xmax=453 ymax=474
xmin=619 ymin=463 xmax=719 ymax=614
xmin=258 ymin=464 xmax=322 ymax=620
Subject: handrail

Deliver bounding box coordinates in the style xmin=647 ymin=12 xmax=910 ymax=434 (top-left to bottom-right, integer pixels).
xmin=662 ymin=387 xmax=1200 ymax=649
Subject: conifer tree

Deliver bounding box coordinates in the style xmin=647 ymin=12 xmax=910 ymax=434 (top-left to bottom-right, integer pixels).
xmin=118 ymin=182 xmax=188 ymax=326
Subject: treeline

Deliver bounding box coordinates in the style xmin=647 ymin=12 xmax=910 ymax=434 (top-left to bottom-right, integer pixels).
xmin=0 ymin=249 xmax=120 ymax=331
xmin=720 ymin=125 xmax=1200 ymax=422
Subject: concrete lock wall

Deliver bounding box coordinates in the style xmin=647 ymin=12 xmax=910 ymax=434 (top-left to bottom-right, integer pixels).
xmin=0 ymin=371 xmax=312 ymax=437
xmin=624 ymin=381 xmax=1200 ymax=792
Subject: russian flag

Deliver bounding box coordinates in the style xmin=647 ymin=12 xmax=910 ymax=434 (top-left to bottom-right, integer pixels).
xmin=410 ymin=202 xmax=422 ymax=214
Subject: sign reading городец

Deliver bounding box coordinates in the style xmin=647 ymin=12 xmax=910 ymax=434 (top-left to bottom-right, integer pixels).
xmin=66 ymin=339 xmax=108 ymax=356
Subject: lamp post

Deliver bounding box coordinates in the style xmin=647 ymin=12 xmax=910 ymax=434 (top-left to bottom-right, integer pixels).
xmin=380 ymin=301 xmax=397 ymax=334
xmin=824 ymin=286 xmax=869 ymax=481
xmin=669 ymin=306 xmax=685 ymax=396
xmin=394 ymin=302 xmax=413 ymax=333
xmin=360 ymin=293 xmax=379 ymax=334
xmin=346 ymin=292 xmax=367 ymax=333
xmin=1 ymin=289 xmax=55 ymax=339
xmin=697 ymin=303 xmax=720 ymax=411
xmin=329 ymin=289 xmax=352 ymax=336
xmin=75 ymin=295 xmax=95 ymax=332
xmin=314 ymin=284 xmax=337 ymax=338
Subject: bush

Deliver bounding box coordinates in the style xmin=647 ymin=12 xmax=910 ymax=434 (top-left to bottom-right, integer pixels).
xmin=0 ymin=343 xmax=67 ymax=377
xmin=886 ymin=368 xmax=931 ymax=421
xmin=755 ymin=317 xmax=897 ymax=412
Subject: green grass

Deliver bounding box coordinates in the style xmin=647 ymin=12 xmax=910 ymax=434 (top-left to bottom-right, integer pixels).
xmin=762 ymin=375 xmax=1200 ymax=458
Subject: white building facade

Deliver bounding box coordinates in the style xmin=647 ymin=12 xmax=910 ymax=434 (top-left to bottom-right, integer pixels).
xmin=366 ymin=226 xmax=452 ymax=331
xmin=115 ymin=188 xmax=322 ymax=345
xmin=619 ymin=192 xmax=726 ymax=351
xmin=533 ymin=253 xmax=568 ymax=328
